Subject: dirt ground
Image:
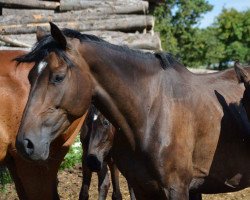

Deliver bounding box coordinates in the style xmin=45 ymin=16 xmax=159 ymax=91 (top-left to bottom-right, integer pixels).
xmin=1 ymin=164 xmax=250 ymax=200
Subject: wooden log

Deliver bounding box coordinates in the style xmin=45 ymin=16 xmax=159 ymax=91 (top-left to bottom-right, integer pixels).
xmin=2 ymin=8 xmax=55 ymax=15
xmin=0 ymin=15 xmax=154 ymax=34
xmin=0 ymin=13 xmax=149 ymax=25
xmin=60 ymin=0 xmax=148 ymax=12
xmin=0 ymin=0 xmax=60 ymax=10
xmin=3 ymin=31 xmax=161 ymax=50
xmin=1 ymin=3 xmax=147 ymax=18
xmin=0 ymin=35 xmax=31 ymax=47
xmin=0 ymin=46 xmax=30 ymax=51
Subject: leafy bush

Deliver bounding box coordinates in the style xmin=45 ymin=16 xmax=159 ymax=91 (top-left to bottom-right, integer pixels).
xmin=0 ymin=166 xmax=12 ymax=191
xmin=60 ymin=136 xmax=83 ymax=170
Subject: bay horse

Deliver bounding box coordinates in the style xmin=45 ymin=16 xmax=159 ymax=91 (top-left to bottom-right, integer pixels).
xmin=0 ymin=50 xmax=87 ymax=199
xmin=81 ymin=105 xmax=135 ymax=200
xmin=15 ymin=23 xmax=250 ymax=200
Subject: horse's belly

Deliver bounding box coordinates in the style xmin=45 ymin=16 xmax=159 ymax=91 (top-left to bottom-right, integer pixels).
xmin=192 ymin=138 xmax=250 ymax=194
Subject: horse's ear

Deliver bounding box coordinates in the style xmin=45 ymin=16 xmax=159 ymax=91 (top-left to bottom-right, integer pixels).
xmin=36 ymin=26 xmax=46 ymax=41
xmin=49 ymin=22 xmax=67 ymax=50
xmin=234 ymin=61 xmax=250 ymax=87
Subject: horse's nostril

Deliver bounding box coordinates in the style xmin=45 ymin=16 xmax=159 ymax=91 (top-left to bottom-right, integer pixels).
xmin=23 ymin=139 xmax=34 ymax=156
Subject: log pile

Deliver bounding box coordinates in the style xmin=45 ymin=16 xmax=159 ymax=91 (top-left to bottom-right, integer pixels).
xmin=0 ymin=0 xmax=161 ymax=51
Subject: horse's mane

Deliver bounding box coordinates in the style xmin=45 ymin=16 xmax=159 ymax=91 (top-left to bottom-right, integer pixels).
xmin=15 ymin=28 xmax=182 ymax=70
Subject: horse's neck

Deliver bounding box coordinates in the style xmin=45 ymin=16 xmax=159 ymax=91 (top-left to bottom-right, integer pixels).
xmin=81 ymin=44 xmax=167 ymax=148
xmin=81 ymin=43 xmax=192 ymax=148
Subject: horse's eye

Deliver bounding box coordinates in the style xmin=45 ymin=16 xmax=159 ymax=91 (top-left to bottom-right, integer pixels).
xmin=50 ymin=73 xmax=65 ymax=84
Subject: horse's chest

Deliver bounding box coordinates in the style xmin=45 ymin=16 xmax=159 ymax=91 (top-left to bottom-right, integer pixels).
xmin=112 ymin=137 xmax=163 ymax=198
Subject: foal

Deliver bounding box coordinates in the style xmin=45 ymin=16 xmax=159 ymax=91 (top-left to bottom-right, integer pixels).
xmin=80 ymin=106 xmax=135 ymax=200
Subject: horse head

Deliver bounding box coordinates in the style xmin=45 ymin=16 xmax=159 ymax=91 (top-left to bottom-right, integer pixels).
xmin=16 ymin=23 xmax=93 ymax=160
xmin=85 ymin=106 xmax=114 ymax=172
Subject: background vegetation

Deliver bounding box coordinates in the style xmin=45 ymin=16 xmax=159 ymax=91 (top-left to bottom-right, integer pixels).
xmin=153 ymin=0 xmax=250 ymax=69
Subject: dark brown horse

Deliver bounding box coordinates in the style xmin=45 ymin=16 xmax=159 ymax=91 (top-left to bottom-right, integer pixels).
xmin=0 ymin=50 xmax=87 ymax=200
xmin=81 ymin=105 xmax=135 ymax=200
xmin=15 ymin=23 xmax=250 ymax=200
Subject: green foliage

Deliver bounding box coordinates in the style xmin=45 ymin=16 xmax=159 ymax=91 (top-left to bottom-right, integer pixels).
xmin=0 ymin=166 xmax=12 ymax=191
xmin=60 ymin=136 xmax=82 ymax=170
xmin=214 ymin=8 xmax=250 ymax=68
xmin=153 ymin=1 xmax=250 ymax=69
xmin=153 ymin=0 xmax=213 ymax=67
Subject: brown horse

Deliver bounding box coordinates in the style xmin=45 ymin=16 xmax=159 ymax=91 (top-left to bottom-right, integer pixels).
xmin=0 ymin=50 xmax=87 ymax=200
xmin=81 ymin=105 xmax=135 ymax=200
xmin=15 ymin=23 xmax=250 ymax=200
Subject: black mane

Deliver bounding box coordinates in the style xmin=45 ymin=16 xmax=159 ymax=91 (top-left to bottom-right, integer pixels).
xmin=15 ymin=28 xmax=181 ymax=70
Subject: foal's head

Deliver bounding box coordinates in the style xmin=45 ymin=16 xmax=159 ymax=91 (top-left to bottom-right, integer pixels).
xmin=85 ymin=106 xmax=114 ymax=172
xmin=16 ymin=23 xmax=93 ymax=160
xmin=234 ymin=61 xmax=250 ymax=120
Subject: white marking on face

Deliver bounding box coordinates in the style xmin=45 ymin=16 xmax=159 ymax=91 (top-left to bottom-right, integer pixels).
xmin=93 ymin=114 xmax=98 ymax=121
xmin=37 ymin=61 xmax=47 ymax=74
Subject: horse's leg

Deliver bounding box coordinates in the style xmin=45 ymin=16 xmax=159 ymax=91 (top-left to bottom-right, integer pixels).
xmin=7 ymin=154 xmax=60 ymax=200
xmin=5 ymin=155 xmax=28 ymax=200
xmin=97 ymin=163 xmax=110 ymax=200
xmin=127 ymin=183 xmax=136 ymax=200
xmin=79 ymin=164 xmax=92 ymax=200
xmin=189 ymin=193 xmax=202 ymax=200
xmin=108 ymin=160 xmax=122 ymax=200
xmin=79 ymin=138 xmax=92 ymax=200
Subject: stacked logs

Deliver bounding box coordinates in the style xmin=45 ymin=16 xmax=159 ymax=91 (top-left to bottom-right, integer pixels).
xmin=0 ymin=0 xmax=161 ymax=51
